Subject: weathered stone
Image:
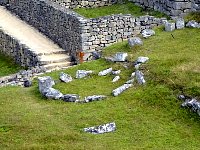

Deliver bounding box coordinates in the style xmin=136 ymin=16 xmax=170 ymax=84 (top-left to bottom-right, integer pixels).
xmin=128 ymin=37 xmax=143 ymax=47
xmin=44 ymin=88 xmax=63 ymax=100
xmin=125 ymin=78 xmax=134 ymax=84
xmin=186 ymin=20 xmax=200 ymax=28
xmin=76 ymin=70 xmax=93 ymax=78
xmin=141 ymin=29 xmax=155 ymax=38
xmin=59 ymin=72 xmax=73 ymax=83
xmin=38 ymin=76 xmax=55 ymax=94
xmin=112 ymin=76 xmax=120 ymax=82
xmin=24 ymin=79 xmax=32 ymax=87
xmin=112 ymin=70 xmax=121 ymax=75
xmin=136 ymin=56 xmax=149 ymax=64
xmin=112 ymin=83 xmax=133 ymax=96
xmin=176 ymin=18 xmax=185 ymax=29
xmin=179 ymin=95 xmax=200 ymax=116
xmin=114 ymin=52 xmax=128 ymax=62
xmin=83 ymin=95 xmax=107 ymax=103
xmin=91 ymin=51 xmax=101 ymax=60
xmin=135 ymin=70 xmax=146 ymax=85
xmin=62 ymin=94 xmax=80 ymax=102
xmin=84 ymin=122 xmax=116 ymax=134
xmin=131 ymin=72 xmax=136 ymax=78
xmin=98 ymin=68 xmax=113 ymax=76
xmin=165 ymin=22 xmax=175 ymax=31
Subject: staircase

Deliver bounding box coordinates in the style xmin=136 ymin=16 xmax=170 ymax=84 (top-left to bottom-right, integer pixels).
xmin=0 ymin=6 xmax=72 ymax=70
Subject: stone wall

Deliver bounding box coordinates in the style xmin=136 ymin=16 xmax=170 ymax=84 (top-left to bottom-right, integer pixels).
xmin=81 ymin=15 xmax=166 ymax=57
xmin=50 ymin=0 xmax=118 ymax=9
xmin=1 ymin=0 xmax=166 ymax=61
xmin=5 ymin=0 xmax=84 ymax=57
xmin=129 ymin=0 xmax=199 ymax=17
xmin=0 ymin=29 xmax=40 ymax=67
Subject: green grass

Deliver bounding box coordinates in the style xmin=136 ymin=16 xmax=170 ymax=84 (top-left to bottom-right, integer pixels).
xmin=185 ymin=11 xmax=200 ymax=22
xmin=1 ymin=28 xmax=200 ymax=149
xmin=74 ymin=0 xmax=169 ymax=19
xmin=0 ymin=53 xmax=22 ymax=77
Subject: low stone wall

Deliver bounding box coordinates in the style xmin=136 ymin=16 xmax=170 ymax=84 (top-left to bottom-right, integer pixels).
xmin=50 ymin=0 xmax=118 ymax=9
xmin=5 ymin=0 xmax=83 ymax=57
xmin=129 ymin=0 xmax=199 ymax=17
xmin=81 ymin=15 xmax=166 ymax=57
xmin=0 ymin=29 xmax=40 ymax=67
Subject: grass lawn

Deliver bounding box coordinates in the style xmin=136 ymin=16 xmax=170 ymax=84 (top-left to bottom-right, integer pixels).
xmin=0 ymin=27 xmax=200 ymax=149
xmin=0 ymin=53 xmax=22 ymax=77
xmin=74 ymin=0 xmax=169 ymax=19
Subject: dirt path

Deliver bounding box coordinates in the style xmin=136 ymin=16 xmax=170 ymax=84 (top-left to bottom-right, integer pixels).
xmin=0 ymin=6 xmax=65 ymax=55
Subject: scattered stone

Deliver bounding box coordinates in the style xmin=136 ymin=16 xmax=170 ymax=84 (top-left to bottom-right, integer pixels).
xmin=24 ymin=79 xmax=32 ymax=87
xmin=76 ymin=70 xmax=93 ymax=78
xmin=135 ymin=70 xmax=145 ymax=85
xmin=91 ymin=51 xmax=101 ymax=60
xmin=114 ymin=52 xmax=128 ymax=62
xmin=125 ymin=78 xmax=134 ymax=84
xmin=178 ymin=94 xmax=200 ymax=116
xmin=186 ymin=20 xmax=200 ymax=28
xmin=62 ymin=94 xmax=80 ymax=102
xmin=38 ymin=76 xmax=55 ymax=94
xmin=165 ymin=22 xmax=175 ymax=31
xmin=104 ymin=56 xmax=116 ymax=62
xmin=59 ymin=72 xmax=72 ymax=83
xmin=131 ymin=72 xmax=136 ymax=78
xmin=176 ymin=18 xmax=185 ymax=29
xmin=141 ymin=29 xmax=155 ymax=38
xmin=98 ymin=68 xmax=113 ymax=76
xmin=83 ymin=95 xmax=107 ymax=103
xmin=112 ymin=83 xmax=133 ymax=96
xmin=112 ymin=76 xmax=120 ymax=82
xmin=44 ymin=88 xmax=63 ymax=100
xmin=112 ymin=70 xmax=121 ymax=75
xmin=84 ymin=122 xmax=116 ymax=134
xmin=136 ymin=56 xmax=149 ymax=64
xmin=128 ymin=37 xmax=143 ymax=47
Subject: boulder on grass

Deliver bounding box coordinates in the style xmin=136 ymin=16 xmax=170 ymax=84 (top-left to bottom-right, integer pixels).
xmin=98 ymin=68 xmax=113 ymax=76
xmin=76 ymin=70 xmax=93 ymax=79
xmin=186 ymin=20 xmax=200 ymax=28
xmin=141 ymin=29 xmax=155 ymax=38
xmin=128 ymin=37 xmax=143 ymax=47
xmin=84 ymin=122 xmax=116 ymax=134
xmin=59 ymin=72 xmax=72 ymax=83
xmin=62 ymin=94 xmax=80 ymax=102
xmin=38 ymin=76 xmax=55 ymax=94
xmin=176 ymin=18 xmax=185 ymax=29
xmin=44 ymin=88 xmax=63 ymax=100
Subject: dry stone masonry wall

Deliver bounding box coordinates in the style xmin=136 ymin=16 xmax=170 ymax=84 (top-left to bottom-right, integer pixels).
xmin=129 ymin=0 xmax=200 ymax=17
xmin=5 ymin=0 xmax=83 ymax=58
xmin=1 ymin=0 xmax=167 ymax=61
xmin=50 ymin=0 xmax=118 ymax=9
xmin=0 ymin=29 xmax=40 ymax=67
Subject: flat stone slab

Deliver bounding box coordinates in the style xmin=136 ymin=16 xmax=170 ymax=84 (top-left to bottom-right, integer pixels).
xmin=84 ymin=122 xmax=116 ymax=134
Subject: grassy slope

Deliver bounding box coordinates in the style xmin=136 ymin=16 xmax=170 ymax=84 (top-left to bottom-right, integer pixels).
xmin=1 ymin=28 xmax=200 ymax=149
xmin=74 ymin=1 xmax=169 ymax=19
xmin=0 ymin=53 xmax=22 ymax=77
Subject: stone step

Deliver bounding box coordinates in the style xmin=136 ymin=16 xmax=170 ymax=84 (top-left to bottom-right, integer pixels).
xmin=0 ymin=6 xmax=72 ymax=69
xmin=43 ymin=62 xmax=72 ymax=70
xmin=38 ymin=54 xmax=71 ymax=65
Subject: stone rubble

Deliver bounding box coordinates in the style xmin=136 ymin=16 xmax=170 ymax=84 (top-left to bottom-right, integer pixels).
xmin=112 ymin=70 xmax=121 ymax=75
xmin=135 ymin=70 xmax=146 ymax=85
xmin=178 ymin=94 xmax=200 ymax=116
xmin=165 ymin=22 xmax=175 ymax=32
xmin=141 ymin=29 xmax=155 ymax=38
xmin=112 ymin=76 xmax=120 ymax=83
xmin=84 ymin=122 xmax=116 ymax=134
xmin=176 ymin=18 xmax=185 ymax=29
xmin=114 ymin=52 xmax=128 ymax=62
xmin=59 ymin=72 xmax=73 ymax=83
xmin=186 ymin=20 xmax=200 ymax=28
xmin=112 ymin=84 xmax=133 ymax=96
xmin=83 ymin=95 xmax=107 ymax=103
xmin=44 ymin=88 xmax=63 ymax=100
xmin=136 ymin=56 xmax=149 ymax=64
xmin=62 ymin=94 xmax=80 ymax=102
xmin=125 ymin=78 xmax=135 ymax=84
xmin=128 ymin=37 xmax=143 ymax=47
xmin=0 ymin=66 xmax=46 ymax=87
xmin=98 ymin=68 xmax=113 ymax=76
xmin=76 ymin=70 xmax=93 ymax=79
